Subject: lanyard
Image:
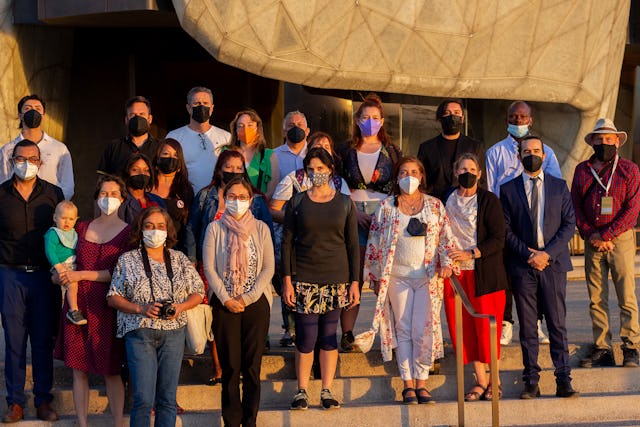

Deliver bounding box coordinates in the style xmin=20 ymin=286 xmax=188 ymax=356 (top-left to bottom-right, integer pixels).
xmin=589 ymin=155 xmax=619 ymax=197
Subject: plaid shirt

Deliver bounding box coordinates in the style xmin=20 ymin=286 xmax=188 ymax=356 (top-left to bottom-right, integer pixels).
xmin=571 ymin=155 xmax=640 ymax=241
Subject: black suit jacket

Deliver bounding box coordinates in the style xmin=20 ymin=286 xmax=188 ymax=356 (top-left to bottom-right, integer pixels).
xmin=500 ymin=173 xmax=575 ymax=276
xmin=417 ymin=134 xmax=485 ymax=201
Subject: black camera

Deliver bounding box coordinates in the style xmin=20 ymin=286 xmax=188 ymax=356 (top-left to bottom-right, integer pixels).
xmin=159 ymin=301 xmax=176 ymax=319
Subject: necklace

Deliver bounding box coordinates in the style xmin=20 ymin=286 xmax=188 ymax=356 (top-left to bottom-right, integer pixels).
xmin=399 ymin=193 xmax=423 ymax=213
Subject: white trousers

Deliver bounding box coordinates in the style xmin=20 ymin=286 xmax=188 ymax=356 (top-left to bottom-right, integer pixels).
xmin=388 ymin=276 xmax=431 ymax=380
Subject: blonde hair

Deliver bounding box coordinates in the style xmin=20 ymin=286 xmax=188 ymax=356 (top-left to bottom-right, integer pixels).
xmin=55 ymin=200 xmax=78 ymax=217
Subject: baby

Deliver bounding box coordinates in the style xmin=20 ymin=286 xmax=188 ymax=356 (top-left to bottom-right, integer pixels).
xmin=44 ymin=200 xmax=86 ymax=325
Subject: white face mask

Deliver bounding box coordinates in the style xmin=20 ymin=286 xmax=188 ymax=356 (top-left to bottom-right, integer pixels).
xmin=13 ymin=161 xmax=39 ymax=181
xmin=398 ymin=176 xmax=420 ymax=195
xmin=226 ymin=199 xmax=251 ymax=217
xmin=97 ymin=197 xmax=121 ymax=216
xmin=142 ymin=229 xmax=167 ymax=248
xmin=507 ymin=123 xmax=529 ymax=139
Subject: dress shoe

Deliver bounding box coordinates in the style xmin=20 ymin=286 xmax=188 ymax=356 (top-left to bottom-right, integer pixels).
xmin=36 ymin=401 xmax=58 ymax=421
xmin=556 ymin=382 xmax=579 ymax=398
xmin=580 ymin=347 xmax=615 ymax=368
xmin=2 ymin=404 xmax=24 ymax=423
xmin=519 ymin=383 xmax=540 ymax=399
xmin=622 ymin=347 xmax=639 ymax=367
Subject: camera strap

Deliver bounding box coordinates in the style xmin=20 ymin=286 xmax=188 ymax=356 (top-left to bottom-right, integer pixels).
xmin=140 ymin=245 xmax=174 ymax=302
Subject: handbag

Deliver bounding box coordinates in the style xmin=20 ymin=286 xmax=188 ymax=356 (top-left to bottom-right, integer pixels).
xmin=184 ymin=303 xmax=214 ymax=355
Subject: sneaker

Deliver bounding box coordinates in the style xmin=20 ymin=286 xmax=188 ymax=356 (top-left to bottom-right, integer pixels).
xmin=537 ymin=320 xmax=550 ymax=345
xmin=500 ymin=321 xmax=513 ymax=346
xmin=340 ymin=331 xmax=355 ymax=352
xmin=280 ymin=332 xmax=295 ymax=347
xmin=580 ymin=347 xmax=616 ymax=368
xmin=320 ymin=388 xmax=341 ymax=409
xmin=67 ymin=310 xmax=87 ymax=326
xmin=622 ymin=347 xmax=639 ymax=367
xmin=290 ymin=389 xmax=309 ymax=410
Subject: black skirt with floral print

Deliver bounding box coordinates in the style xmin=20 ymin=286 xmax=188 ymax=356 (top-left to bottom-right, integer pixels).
xmin=295 ymin=281 xmax=349 ymax=314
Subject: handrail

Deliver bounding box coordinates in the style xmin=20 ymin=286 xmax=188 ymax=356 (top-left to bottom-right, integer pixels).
xmin=449 ymin=274 xmax=499 ymax=427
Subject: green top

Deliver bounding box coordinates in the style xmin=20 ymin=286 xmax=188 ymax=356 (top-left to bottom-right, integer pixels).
xmin=246 ymin=147 xmax=273 ymax=193
xmin=44 ymin=227 xmax=76 ymax=266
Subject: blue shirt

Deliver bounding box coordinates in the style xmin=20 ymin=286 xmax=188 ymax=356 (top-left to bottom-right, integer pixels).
xmin=273 ymin=143 xmax=307 ymax=177
xmin=485 ymin=134 xmax=562 ymax=195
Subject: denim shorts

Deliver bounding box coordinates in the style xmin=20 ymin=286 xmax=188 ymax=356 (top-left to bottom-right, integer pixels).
xmin=354 ymin=200 xmax=381 ymax=246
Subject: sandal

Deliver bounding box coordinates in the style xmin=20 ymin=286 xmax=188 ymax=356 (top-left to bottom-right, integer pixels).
xmin=416 ymin=387 xmax=435 ymax=404
xmin=401 ymin=388 xmax=418 ymax=405
xmin=464 ymin=384 xmax=487 ymax=402
xmin=484 ymin=383 xmax=503 ymax=400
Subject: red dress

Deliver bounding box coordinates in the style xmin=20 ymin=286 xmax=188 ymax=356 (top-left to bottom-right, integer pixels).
xmin=54 ymin=221 xmax=131 ymax=375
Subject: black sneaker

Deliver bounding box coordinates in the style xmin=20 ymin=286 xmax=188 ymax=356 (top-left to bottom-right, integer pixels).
xmin=580 ymin=347 xmax=615 ymax=368
xmin=340 ymin=331 xmax=355 ymax=352
xmin=290 ymin=389 xmax=309 ymax=410
xmin=66 ymin=310 xmax=87 ymax=326
xmin=622 ymin=347 xmax=639 ymax=367
xmin=280 ymin=332 xmax=295 ymax=347
xmin=320 ymin=388 xmax=340 ymax=409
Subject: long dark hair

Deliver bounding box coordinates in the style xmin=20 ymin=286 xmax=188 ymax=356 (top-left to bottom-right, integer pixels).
xmin=351 ymin=93 xmax=392 ymax=149
xmin=206 ymin=149 xmax=251 ymax=190
xmin=124 ymin=153 xmax=155 ymax=192
xmin=153 ymin=138 xmax=194 ymax=223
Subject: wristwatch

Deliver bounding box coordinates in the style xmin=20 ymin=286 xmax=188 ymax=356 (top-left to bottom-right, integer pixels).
xmin=470 ymin=249 xmax=476 ymax=259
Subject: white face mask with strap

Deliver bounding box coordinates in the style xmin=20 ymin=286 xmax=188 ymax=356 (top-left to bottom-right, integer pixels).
xmin=142 ymin=229 xmax=167 ymax=248
xmin=398 ymin=176 xmax=420 ymax=195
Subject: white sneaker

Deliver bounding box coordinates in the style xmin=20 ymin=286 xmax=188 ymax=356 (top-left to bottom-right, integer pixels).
xmin=500 ymin=321 xmax=513 ymax=345
xmin=537 ymin=320 xmax=550 ymax=344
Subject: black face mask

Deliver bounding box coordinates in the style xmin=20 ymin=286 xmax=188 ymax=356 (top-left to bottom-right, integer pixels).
xmin=222 ymin=171 xmax=244 ymax=184
xmin=593 ymin=144 xmax=617 ymax=162
xmin=23 ymin=110 xmax=42 ymax=129
xmin=128 ymin=115 xmax=149 ymax=137
xmin=128 ymin=174 xmax=150 ymax=190
xmin=157 ymin=157 xmax=179 ymax=174
xmin=457 ymin=172 xmax=477 ymax=189
xmin=191 ymin=105 xmax=211 ymax=124
xmin=287 ymin=126 xmax=306 ymax=143
xmin=441 ymin=115 xmax=463 ymax=135
xmin=522 ymin=155 xmax=543 ymax=173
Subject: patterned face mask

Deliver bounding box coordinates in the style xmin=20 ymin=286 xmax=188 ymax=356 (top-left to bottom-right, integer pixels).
xmin=308 ymin=171 xmax=331 ymax=187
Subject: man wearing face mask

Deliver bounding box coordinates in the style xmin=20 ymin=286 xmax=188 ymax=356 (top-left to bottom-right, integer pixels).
xmin=97 ymin=96 xmax=160 ymax=178
xmin=0 ymin=95 xmax=74 ymax=199
xmin=571 ymin=119 xmax=640 ymax=369
xmin=0 ymin=140 xmax=64 ymax=422
xmin=417 ymin=98 xmax=485 ymax=201
xmin=485 ymin=100 xmax=560 ymax=346
xmin=500 ymin=136 xmax=578 ymax=400
xmin=166 ymin=87 xmax=231 ymax=193
xmin=273 ymin=111 xmax=310 ymax=178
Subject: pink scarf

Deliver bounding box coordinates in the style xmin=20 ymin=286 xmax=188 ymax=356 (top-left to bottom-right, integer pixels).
xmin=221 ymin=211 xmax=257 ymax=296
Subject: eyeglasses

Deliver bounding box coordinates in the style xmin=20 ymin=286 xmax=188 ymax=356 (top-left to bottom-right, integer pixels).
xmin=13 ymin=156 xmax=40 ymax=164
xmin=198 ymin=133 xmax=207 ymax=151
xmin=225 ymin=195 xmax=251 ymax=202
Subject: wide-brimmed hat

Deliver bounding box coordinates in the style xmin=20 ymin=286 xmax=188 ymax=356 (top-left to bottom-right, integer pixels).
xmin=584 ymin=118 xmax=627 ymax=146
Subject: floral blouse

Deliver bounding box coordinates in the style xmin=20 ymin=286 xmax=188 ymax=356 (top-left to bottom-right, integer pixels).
xmin=342 ymin=144 xmax=401 ymax=194
xmin=108 ymin=248 xmax=205 ymax=338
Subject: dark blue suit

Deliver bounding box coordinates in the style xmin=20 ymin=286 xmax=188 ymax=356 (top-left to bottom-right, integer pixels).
xmin=500 ymin=173 xmax=576 ymax=386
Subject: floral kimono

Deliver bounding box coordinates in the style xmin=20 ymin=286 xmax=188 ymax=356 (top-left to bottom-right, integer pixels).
xmin=354 ymin=195 xmax=457 ymax=365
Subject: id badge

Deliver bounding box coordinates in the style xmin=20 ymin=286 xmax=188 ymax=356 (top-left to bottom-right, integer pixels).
xmin=601 ymin=196 xmax=613 ymax=215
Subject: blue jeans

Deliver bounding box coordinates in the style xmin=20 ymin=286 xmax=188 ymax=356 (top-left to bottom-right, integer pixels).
xmin=125 ymin=327 xmax=185 ymax=427
xmin=354 ymin=200 xmax=381 ymax=246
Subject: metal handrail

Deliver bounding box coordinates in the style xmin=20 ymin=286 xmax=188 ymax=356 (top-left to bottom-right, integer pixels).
xmin=449 ymin=274 xmax=499 ymax=427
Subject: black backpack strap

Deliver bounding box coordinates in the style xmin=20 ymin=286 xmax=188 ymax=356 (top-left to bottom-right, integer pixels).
xmin=256 ymin=148 xmax=266 ymax=191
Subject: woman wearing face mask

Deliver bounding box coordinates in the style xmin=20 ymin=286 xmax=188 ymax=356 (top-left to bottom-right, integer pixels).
xmin=151 ymin=138 xmax=194 ymax=253
xmin=340 ymin=93 xmax=402 ymax=352
xmin=202 ymin=177 xmax=274 ymax=427
xmin=282 ymin=147 xmax=360 ymax=411
xmin=228 ymin=109 xmax=280 ymax=200
xmin=355 ymin=156 xmax=455 ymax=405
xmin=108 ymin=207 xmax=204 ymax=427
xmin=443 ymin=153 xmax=508 ymax=401
xmin=184 ymin=149 xmax=273 ymax=385
xmin=54 ymin=175 xmax=131 ymax=427
xmin=120 ymin=153 xmax=166 ymax=224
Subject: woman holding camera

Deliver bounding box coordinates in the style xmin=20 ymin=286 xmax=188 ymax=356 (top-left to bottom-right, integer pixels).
xmin=203 ymin=177 xmax=274 ymax=427
xmin=107 ymin=207 xmax=204 ymax=427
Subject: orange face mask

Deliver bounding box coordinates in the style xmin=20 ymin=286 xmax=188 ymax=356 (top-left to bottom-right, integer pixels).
xmin=238 ymin=127 xmax=257 ymax=144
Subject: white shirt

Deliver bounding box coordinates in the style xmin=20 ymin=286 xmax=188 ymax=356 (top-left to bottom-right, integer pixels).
xmin=273 ymin=143 xmax=307 ymax=177
xmin=272 ymin=170 xmax=350 ymax=201
xmin=445 ymin=191 xmax=478 ymax=271
xmin=523 ymin=172 xmax=545 ymax=249
xmin=392 ymin=212 xmax=427 ymax=278
xmin=166 ymin=125 xmax=230 ymax=193
xmin=0 ymin=132 xmax=75 ymax=199
xmin=485 ymin=134 xmax=561 ymax=196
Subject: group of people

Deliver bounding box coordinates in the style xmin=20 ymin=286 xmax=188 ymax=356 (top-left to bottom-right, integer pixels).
xmin=0 ymin=88 xmax=638 ymax=427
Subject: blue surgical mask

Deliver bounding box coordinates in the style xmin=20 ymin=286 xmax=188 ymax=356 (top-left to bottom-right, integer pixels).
xmin=507 ymin=124 xmax=529 ymax=139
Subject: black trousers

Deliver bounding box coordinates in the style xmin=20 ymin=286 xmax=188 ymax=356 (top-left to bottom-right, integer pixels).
xmin=212 ymin=295 xmax=270 ymax=427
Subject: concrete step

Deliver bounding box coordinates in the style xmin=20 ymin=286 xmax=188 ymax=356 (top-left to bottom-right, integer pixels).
xmin=4 ymin=365 xmax=639 ymax=417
